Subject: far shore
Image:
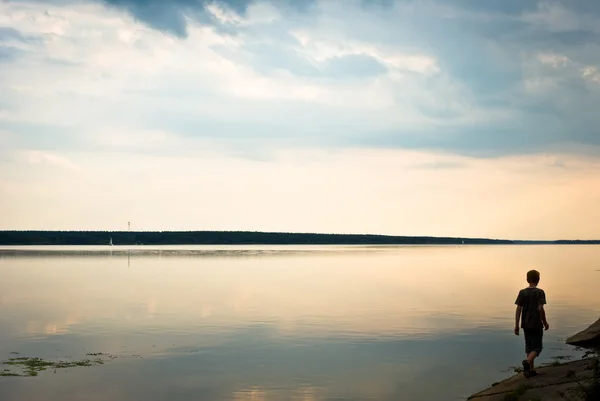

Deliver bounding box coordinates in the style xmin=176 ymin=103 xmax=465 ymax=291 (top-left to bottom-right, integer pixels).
xmin=1 ymin=230 xmax=600 ymax=246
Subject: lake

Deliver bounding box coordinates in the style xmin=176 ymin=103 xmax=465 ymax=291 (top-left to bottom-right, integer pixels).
xmin=0 ymin=245 xmax=599 ymax=401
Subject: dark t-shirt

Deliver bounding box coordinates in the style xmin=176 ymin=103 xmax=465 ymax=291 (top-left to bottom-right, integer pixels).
xmin=515 ymin=287 xmax=547 ymax=329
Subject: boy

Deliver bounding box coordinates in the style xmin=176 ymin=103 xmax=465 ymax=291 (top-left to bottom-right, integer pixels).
xmin=514 ymin=269 xmax=550 ymax=378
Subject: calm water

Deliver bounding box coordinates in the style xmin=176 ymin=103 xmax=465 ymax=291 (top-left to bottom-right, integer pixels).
xmin=1 ymin=245 xmax=599 ymax=401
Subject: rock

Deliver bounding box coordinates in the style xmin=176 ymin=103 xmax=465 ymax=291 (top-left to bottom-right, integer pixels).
xmin=566 ymin=317 xmax=600 ymax=346
xmin=467 ymin=358 xmax=598 ymax=401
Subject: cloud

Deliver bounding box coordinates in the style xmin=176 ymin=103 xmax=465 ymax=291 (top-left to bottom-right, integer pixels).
xmin=521 ymin=1 xmax=600 ymax=33
xmin=288 ymin=29 xmax=440 ymax=75
xmin=581 ymin=66 xmax=600 ymax=84
xmin=17 ymin=150 xmax=81 ymax=171
xmin=0 ymin=27 xmax=28 ymax=42
xmin=98 ymin=0 xmax=312 ymax=37
xmin=0 ymin=45 xmax=21 ymax=62
xmin=99 ymin=0 xmax=250 ymax=37
xmin=0 ymin=0 xmax=600 ymax=163
xmin=537 ymin=52 xmax=571 ymax=68
xmin=0 ymin=26 xmax=39 ymax=61
xmin=412 ymin=161 xmax=467 ymax=170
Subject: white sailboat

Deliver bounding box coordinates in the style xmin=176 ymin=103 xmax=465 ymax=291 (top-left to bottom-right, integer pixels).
xmin=109 ymin=237 xmax=113 ymax=246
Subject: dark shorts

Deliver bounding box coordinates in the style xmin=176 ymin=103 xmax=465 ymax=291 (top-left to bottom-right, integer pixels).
xmin=524 ymin=328 xmax=543 ymax=355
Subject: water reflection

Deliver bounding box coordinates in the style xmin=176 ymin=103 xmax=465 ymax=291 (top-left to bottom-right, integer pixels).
xmin=0 ymin=245 xmax=599 ymax=401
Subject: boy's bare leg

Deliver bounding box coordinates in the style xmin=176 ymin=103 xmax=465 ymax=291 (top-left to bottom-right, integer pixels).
xmin=527 ymin=351 xmax=538 ymax=369
xmin=522 ymin=351 xmax=538 ymax=378
xmin=528 ymin=351 xmax=538 ymax=374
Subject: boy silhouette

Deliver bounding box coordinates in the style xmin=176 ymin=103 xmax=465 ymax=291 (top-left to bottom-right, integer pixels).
xmin=514 ymin=269 xmax=549 ymax=378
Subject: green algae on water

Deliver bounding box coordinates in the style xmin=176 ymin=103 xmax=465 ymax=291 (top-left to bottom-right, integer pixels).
xmin=1 ymin=356 xmax=107 ymax=377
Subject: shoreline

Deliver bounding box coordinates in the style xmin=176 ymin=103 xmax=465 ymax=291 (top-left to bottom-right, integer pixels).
xmin=467 ymin=319 xmax=600 ymax=400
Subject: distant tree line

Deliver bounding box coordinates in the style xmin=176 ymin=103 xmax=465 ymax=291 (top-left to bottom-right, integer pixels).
xmin=552 ymin=240 xmax=600 ymax=244
xmin=0 ymin=231 xmax=521 ymax=246
xmin=1 ymin=231 xmax=597 ymax=246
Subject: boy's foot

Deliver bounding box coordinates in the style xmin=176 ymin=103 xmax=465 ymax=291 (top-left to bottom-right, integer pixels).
xmin=522 ymin=360 xmax=531 ymax=378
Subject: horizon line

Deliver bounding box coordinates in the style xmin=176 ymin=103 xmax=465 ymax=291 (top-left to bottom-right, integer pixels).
xmin=0 ymin=229 xmax=598 ymax=243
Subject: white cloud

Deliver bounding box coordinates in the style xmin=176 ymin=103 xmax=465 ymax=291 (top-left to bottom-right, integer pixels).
xmin=17 ymin=150 xmax=80 ymax=171
xmin=290 ymin=29 xmax=440 ymax=75
xmin=205 ymin=2 xmax=244 ymax=25
xmin=0 ymin=0 xmax=598 ymax=159
xmin=581 ymin=66 xmax=600 ymax=84
xmin=205 ymin=1 xmax=281 ymax=26
xmin=523 ymin=50 xmax=600 ymax=93
xmin=537 ymin=52 xmax=571 ymax=68
xmin=521 ymin=2 xmax=591 ymax=32
xmin=244 ymin=1 xmax=282 ymax=25
xmin=522 ymin=75 xmax=558 ymax=94
xmin=0 ymin=0 xmax=491 ymax=158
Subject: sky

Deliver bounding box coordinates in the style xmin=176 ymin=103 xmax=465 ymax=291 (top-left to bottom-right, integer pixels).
xmin=1 ymin=0 xmax=599 ymax=240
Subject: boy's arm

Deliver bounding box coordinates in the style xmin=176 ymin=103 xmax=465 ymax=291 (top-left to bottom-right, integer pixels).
xmin=539 ymin=290 xmax=549 ymax=330
xmin=539 ymin=305 xmax=549 ymax=329
xmin=514 ymin=291 xmax=522 ymax=335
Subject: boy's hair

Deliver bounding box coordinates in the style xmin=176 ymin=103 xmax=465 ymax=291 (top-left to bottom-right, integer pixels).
xmin=527 ymin=269 xmax=540 ymax=284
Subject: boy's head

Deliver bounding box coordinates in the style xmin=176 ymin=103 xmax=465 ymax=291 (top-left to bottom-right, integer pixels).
xmin=527 ymin=269 xmax=540 ymax=285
